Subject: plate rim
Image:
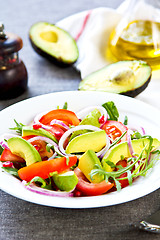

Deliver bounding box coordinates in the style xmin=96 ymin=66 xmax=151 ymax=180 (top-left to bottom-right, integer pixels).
xmin=0 ymin=90 xmax=160 ymax=209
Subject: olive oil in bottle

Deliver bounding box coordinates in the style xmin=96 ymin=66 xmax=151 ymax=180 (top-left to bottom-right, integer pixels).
xmin=108 ymin=0 xmax=160 ymax=69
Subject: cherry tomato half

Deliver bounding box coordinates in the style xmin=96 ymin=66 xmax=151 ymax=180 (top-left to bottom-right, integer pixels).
xmin=102 ymin=120 xmax=128 ymax=142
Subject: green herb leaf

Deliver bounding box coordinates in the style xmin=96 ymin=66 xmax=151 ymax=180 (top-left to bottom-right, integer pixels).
xmin=27 ymin=176 xmax=52 ymax=190
xmin=46 ymin=143 xmax=55 ymax=152
xmin=0 ymin=145 xmax=4 ymax=155
xmin=109 ymin=131 xmax=127 ymax=148
xmin=114 ymin=178 xmax=121 ymax=191
xmin=9 ymin=119 xmax=25 ymax=135
xmin=126 ymin=170 xmax=132 ymax=185
xmin=105 ymin=160 xmax=117 ymax=169
xmin=123 ymin=116 xmax=128 ymax=125
xmin=131 ymin=131 xmax=142 ymax=140
xmin=90 ymin=139 xmax=157 ymax=192
xmin=66 ymin=156 xmax=70 ymax=165
xmin=63 ymin=102 xmax=68 ymax=109
xmin=102 ymin=101 xmax=119 ymax=121
xmin=2 ymin=167 xmax=19 ymax=177
xmin=152 ymin=150 xmax=160 ymax=154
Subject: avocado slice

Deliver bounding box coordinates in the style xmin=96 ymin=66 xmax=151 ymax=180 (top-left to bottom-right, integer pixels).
xmin=66 ymin=130 xmax=106 ymax=154
xmin=52 ymin=171 xmax=78 ymax=191
xmin=70 ymin=109 xmax=101 ymax=141
xmin=29 ymin=22 xmax=79 ymax=67
xmin=78 ymin=150 xmax=104 ymax=183
xmin=7 ymin=137 xmax=42 ymax=166
xmin=22 ymin=126 xmax=58 ymax=143
xmin=79 ymin=60 xmax=151 ymax=97
xmin=102 ymin=138 xmax=160 ymax=172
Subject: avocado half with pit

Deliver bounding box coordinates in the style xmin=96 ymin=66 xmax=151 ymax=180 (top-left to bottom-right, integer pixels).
xmin=79 ymin=60 xmax=152 ymax=97
xmin=29 ymin=22 xmax=79 ymax=67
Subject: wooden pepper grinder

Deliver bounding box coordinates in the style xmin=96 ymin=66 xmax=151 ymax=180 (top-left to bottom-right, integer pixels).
xmin=0 ymin=23 xmax=28 ymax=100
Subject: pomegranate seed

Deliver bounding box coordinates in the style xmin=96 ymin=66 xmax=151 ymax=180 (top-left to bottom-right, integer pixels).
xmin=33 ymin=123 xmax=42 ymax=130
xmin=54 ymin=131 xmax=63 ymax=140
xmin=2 ymin=161 xmax=13 ymax=168
xmin=99 ymin=115 xmax=105 ymax=124
xmin=74 ymin=190 xmax=83 ymax=197
xmin=33 ymin=145 xmax=40 ymax=151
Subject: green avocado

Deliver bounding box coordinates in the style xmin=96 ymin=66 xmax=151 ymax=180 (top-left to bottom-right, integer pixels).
xmin=102 ymin=138 xmax=160 ymax=172
xmin=78 ymin=150 xmax=104 ymax=183
xmin=22 ymin=126 xmax=58 ymax=143
xmin=70 ymin=108 xmax=101 ymax=140
xmin=7 ymin=137 xmax=42 ymax=166
xmin=66 ymin=130 xmax=106 ymax=154
xmin=29 ymin=22 xmax=79 ymax=67
xmin=79 ymin=60 xmax=151 ymax=97
xmin=52 ymin=171 xmax=78 ymax=191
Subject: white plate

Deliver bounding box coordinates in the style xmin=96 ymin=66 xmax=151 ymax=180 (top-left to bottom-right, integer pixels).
xmin=0 ymin=91 xmax=160 ymax=208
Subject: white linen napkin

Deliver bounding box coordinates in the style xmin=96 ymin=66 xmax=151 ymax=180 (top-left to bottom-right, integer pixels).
xmin=57 ymin=0 xmax=160 ymax=110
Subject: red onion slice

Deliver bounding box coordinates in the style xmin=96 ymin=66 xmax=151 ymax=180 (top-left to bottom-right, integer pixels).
xmin=50 ymin=119 xmax=69 ymax=130
xmin=127 ymin=124 xmax=146 ymax=136
xmin=98 ymin=134 xmax=110 ymax=158
xmin=28 ymin=136 xmax=58 ymax=147
xmin=22 ymin=181 xmax=74 ymax=197
xmin=0 ymin=133 xmax=21 ymax=150
xmin=76 ymin=106 xmax=108 ymax=122
xmin=127 ymin=133 xmax=135 ymax=157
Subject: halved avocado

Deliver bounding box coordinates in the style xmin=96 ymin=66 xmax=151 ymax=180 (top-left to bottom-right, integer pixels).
xmin=79 ymin=60 xmax=152 ymax=97
xmin=29 ymin=22 xmax=79 ymax=67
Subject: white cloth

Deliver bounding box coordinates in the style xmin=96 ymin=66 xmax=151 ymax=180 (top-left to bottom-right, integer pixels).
xmin=57 ymin=0 xmax=160 ymax=111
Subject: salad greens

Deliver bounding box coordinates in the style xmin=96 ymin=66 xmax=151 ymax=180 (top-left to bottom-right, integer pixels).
xmin=0 ymin=100 xmax=160 ymax=197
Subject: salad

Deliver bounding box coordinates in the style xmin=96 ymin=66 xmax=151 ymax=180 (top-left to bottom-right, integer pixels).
xmin=0 ymin=101 xmax=160 ymax=198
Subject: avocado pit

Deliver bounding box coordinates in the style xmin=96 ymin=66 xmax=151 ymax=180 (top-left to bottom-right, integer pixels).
xmin=40 ymin=31 xmax=58 ymax=43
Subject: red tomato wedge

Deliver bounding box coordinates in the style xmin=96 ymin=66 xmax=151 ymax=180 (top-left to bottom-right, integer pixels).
xmin=18 ymin=156 xmax=77 ymax=182
xmin=102 ymin=120 xmax=128 ymax=142
xmin=0 ymin=148 xmax=25 ymax=163
xmin=39 ymin=109 xmax=80 ymax=126
xmin=74 ymin=167 xmax=114 ymax=196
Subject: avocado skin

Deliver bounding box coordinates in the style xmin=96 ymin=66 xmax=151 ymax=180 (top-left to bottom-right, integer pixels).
xmin=79 ymin=60 xmax=152 ymax=98
xmin=29 ymin=37 xmax=74 ymax=67
xmin=121 ymin=74 xmax=151 ymax=97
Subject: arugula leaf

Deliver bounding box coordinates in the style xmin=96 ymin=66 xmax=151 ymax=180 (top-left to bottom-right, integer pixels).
xmin=109 ymin=131 xmax=127 ymax=148
xmin=90 ymin=138 xmax=158 ymax=191
xmin=123 ymin=116 xmax=128 ymax=125
xmin=9 ymin=119 xmax=25 ymax=134
xmin=0 ymin=145 xmax=4 ymax=155
xmin=102 ymin=101 xmax=119 ymax=121
xmin=63 ymin=102 xmax=68 ymax=109
xmin=131 ymin=131 xmax=142 ymax=140
xmin=2 ymin=167 xmax=19 ymax=177
xmin=105 ymin=160 xmax=117 ymax=169
xmin=114 ymin=178 xmax=121 ymax=191
xmin=27 ymin=176 xmax=52 ymax=190
xmin=46 ymin=143 xmax=55 ymax=152
xmin=66 ymin=156 xmax=70 ymax=166
xmin=152 ymin=149 xmax=160 ymax=154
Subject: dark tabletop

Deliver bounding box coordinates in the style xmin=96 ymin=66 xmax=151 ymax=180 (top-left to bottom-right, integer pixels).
xmin=0 ymin=0 xmax=160 ymax=239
